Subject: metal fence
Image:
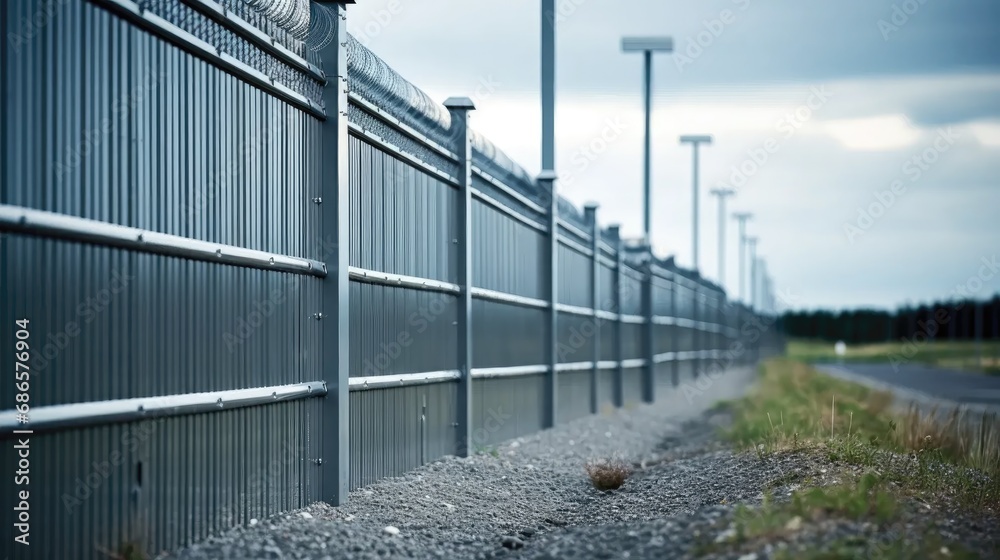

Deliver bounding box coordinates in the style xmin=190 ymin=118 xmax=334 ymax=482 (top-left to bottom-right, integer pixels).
xmin=0 ymin=1 xmax=784 ymax=557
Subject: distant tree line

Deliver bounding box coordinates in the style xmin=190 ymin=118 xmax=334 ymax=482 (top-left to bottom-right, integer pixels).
xmin=782 ymin=295 xmax=1000 ymax=343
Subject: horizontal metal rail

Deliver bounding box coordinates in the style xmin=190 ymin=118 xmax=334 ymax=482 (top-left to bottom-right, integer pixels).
xmin=596 ymin=360 xmax=619 ymax=370
xmin=620 ymin=314 xmax=647 ymax=324
xmin=556 ymin=303 xmax=594 ymax=317
xmin=555 ymin=361 xmax=595 ymax=372
xmin=471 ymin=166 xmax=547 ymax=216
xmin=92 ymin=0 xmax=325 ymax=118
xmin=349 ymin=370 xmax=461 ymax=391
xmin=471 ymin=287 xmax=548 ymax=309
xmin=182 ymin=0 xmax=325 ymax=83
xmin=597 ymin=254 xmax=617 ymax=268
xmin=621 ymin=358 xmax=648 ymax=369
xmin=349 ymin=93 xmax=459 ymax=161
xmin=348 ymin=266 xmax=460 ymax=294
xmin=557 ymin=217 xmax=592 ymax=244
xmin=0 ymin=205 xmax=328 ymax=277
xmin=348 ymin=124 xmax=461 ymax=187
xmin=0 ymin=381 xmax=326 ymax=437
xmin=595 ymin=310 xmax=618 ymax=321
xmin=472 ymin=188 xmax=548 ymax=233
xmin=558 ymin=233 xmax=593 ymax=258
xmin=471 ymin=364 xmax=548 ymax=379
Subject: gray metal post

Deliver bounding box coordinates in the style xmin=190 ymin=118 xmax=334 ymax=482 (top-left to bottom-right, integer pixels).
xmin=318 ymin=1 xmax=350 ymax=505
xmin=642 ymin=51 xmax=652 ymax=242
xmin=692 ymin=143 xmax=699 ymax=270
xmin=541 ymin=170 xmax=559 ymax=427
xmin=693 ymin=284 xmax=701 ymax=378
xmin=609 ymin=225 xmax=625 ymax=407
xmin=444 ymin=97 xmax=476 ymax=456
xmin=748 ymin=238 xmax=758 ymax=311
xmin=541 ymin=0 xmax=556 ymax=172
xmin=585 ymin=204 xmax=600 ymax=414
xmin=642 ymin=247 xmax=655 ymax=403
xmin=710 ymin=189 xmax=734 ymax=287
xmin=733 ymin=212 xmax=752 ymax=303
xmin=670 ymin=272 xmax=679 ymax=386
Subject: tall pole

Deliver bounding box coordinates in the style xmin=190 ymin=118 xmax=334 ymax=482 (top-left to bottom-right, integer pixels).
xmin=748 ymin=238 xmax=759 ymax=311
xmin=623 ymin=37 xmax=673 ymax=245
xmin=642 ymin=51 xmax=652 ymax=242
xmin=732 ymin=212 xmax=752 ymax=303
xmin=710 ymin=189 xmax=735 ymax=287
xmin=680 ymin=135 xmax=713 ymax=270
xmin=541 ymin=0 xmax=555 ymax=173
xmin=692 ymin=143 xmax=699 ymax=269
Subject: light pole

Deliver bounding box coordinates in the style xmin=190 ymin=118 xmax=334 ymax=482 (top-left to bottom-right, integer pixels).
xmin=681 ymin=135 xmax=713 ymax=270
xmin=622 ymin=36 xmax=673 ymax=245
xmin=709 ymin=187 xmax=735 ymax=287
xmin=747 ymin=237 xmax=759 ymax=310
xmin=732 ymin=212 xmax=753 ymax=303
xmin=541 ymin=0 xmax=556 ymax=174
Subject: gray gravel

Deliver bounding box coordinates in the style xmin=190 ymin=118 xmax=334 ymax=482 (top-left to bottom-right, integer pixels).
xmin=166 ymin=366 xmax=999 ymax=559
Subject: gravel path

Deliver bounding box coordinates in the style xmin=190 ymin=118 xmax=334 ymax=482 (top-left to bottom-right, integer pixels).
xmin=167 ymin=366 xmax=999 ymax=559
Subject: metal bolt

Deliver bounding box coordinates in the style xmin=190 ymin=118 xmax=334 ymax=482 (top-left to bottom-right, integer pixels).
xmin=312 ymin=197 xmax=323 ymax=204
xmin=313 ymin=313 xmax=324 ymax=320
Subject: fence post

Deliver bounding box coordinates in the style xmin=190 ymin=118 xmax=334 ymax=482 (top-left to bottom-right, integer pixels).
xmin=444 ymin=97 xmax=476 ymax=456
xmin=670 ymin=272 xmax=679 ymax=386
xmin=318 ymin=1 xmax=351 ymax=506
xmin=693 ymin=283 xmax=702 ymax=378
xmin=609 ymin=225 xmax=624 ymax=407
xmin=585 ymin=204 xmax=599 ymax=414
xmin=642 ymin=248 xmax=655 ymax=403
xmin=540 ymin=170 xmax=558 ymax=428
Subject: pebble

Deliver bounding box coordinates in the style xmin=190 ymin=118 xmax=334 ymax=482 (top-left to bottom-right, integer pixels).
xmin=383 ymin=526 xmax=400 ymax=536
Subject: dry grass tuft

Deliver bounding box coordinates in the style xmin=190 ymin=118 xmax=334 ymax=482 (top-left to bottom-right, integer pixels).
xmin=585 ymin=456 xmax=632 ymax=491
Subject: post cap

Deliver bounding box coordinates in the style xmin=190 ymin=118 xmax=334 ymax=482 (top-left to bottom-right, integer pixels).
xmin=443 ymin=97 xmax=476 ymax=110
xmin=537 ymin=170 xmax=558 ymax=181
xmin=680 ymin=135 xmax=713 ymax=144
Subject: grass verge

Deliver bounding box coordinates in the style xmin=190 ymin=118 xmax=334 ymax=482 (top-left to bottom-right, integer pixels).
xmin=712 ymin=357 xmax=999 ymax=556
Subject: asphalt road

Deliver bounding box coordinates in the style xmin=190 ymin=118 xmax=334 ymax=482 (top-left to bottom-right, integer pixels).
xmin=815 ymin=362 xmax=1000 ymax=410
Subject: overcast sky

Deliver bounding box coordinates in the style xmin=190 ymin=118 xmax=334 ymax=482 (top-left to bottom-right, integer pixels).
xmin=342 ymin=0 xmax=1000 ymax=311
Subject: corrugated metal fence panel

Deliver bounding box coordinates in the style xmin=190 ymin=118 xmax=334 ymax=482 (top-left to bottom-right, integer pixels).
xmin=472 ymin=198 xmax=546 ymax=299
xmin=599 ymin=261 xmax=617 ymax=311
xmin=621 ymin=323 xmax=645 ymax=360
xmin=1 ymin=1 xmax=326 ymax=557
xmin=349 ymin=282 xmax=458 ymax=377
xmin=472 ymin=375 xmax=546 ymax=447
xmin=557 ymin=243 xmax=592 ymax=307
xmin=621 ymin=266 xmax=645 ymax=316
xmin=557 ymin=312 xmax=597 ymax=364
xmin=349 ymin=136 xmax=457 ymax=283
xmin=599 ymin=369 xmax=617 ymax=412
xmin=654 ymin=362 xmax=675 ymax=394
xmin=557 ymin=370 xmax=593 ymax=424
xmin=350 ymin=383 xmax=457 ymax=489
xmin=472 ymin=299 xmax=546 ymax=368
xmin=622 ymin=367 xmax=644 ymax=407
